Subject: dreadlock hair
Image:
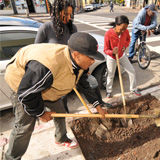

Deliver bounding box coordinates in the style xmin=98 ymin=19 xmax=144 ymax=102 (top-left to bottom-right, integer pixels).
xmin=51 ymin=0 xmax=75 ymax=40
xmin=109 ymin=15 xmax=129 ymax=27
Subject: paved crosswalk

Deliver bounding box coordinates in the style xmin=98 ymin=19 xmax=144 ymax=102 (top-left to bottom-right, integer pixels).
xmin=75 ymin=15 xmax=133 ymax=32
xmin=74 ymin=15 xmax=160 ymax=53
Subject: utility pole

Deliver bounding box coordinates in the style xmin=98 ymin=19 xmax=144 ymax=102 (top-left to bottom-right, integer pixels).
xmin=11 ymin=0 xmax=18 ymax=14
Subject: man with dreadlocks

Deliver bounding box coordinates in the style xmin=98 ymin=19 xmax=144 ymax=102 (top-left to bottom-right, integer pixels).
xmin=34 ymin=0 xmax=112 ymax=149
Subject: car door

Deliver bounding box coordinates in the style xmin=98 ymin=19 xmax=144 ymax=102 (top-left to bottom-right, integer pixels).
xmin=0 ymin=28 xmax=38 ymax=111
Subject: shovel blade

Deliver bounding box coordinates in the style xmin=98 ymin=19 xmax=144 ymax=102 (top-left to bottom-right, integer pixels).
xmin=120 ymin=118 xmax=133 ymax=128
xmin=155 ymin=118 xmax=160 ymax=127
xmin=95 ymin=124 xmax=110 ymax=140
xmin=120 ymin=118 xmax=128 ymax=128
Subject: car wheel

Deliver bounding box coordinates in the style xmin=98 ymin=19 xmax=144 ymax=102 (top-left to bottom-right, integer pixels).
xmin=92 ymin=63 xmax=107 ymax=89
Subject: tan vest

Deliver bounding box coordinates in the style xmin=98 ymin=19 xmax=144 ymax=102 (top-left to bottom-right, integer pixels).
xmin=5 ymin=43 xmax=84 ymax=101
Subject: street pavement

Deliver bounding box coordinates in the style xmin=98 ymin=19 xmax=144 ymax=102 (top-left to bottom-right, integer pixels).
xmin=0 ymin=5 xmax=160 ymax=160
xmin=74 ymin=14 xmax=160 ymax=53
xmin=2 ymin=5 xmax=159 ymax=53
xmin=0 ymin=5 xmax=152 ymax=20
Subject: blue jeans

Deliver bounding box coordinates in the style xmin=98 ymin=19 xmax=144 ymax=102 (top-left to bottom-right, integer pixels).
xmin=128 ymin=30 xmax=146 ymax=59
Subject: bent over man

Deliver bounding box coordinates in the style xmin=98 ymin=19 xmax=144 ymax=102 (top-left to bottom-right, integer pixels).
xmin=5 ymin=32 xmax=108 ymax=160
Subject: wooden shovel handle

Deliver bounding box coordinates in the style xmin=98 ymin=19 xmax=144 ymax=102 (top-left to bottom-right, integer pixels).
xmin=73 ymin=87 xmax=92 ymax=114
xmin=115 ymin=54 xmax=126 ymax=114
xmin=51 ymin=113 xmax=155 ymax=119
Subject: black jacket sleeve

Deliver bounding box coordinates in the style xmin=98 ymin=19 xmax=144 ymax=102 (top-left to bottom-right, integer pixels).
xmin=17 ymin=60 xmax=53 ymax=117
xmin=78 ymin=70 xmax=100 ymax=108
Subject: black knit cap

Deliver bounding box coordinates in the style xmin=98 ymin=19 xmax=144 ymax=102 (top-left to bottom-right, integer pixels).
xmin=68 ymin=32 xmax=104 ymax=60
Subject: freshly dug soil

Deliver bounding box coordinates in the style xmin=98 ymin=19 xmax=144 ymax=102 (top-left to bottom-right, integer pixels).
xmin=70 ymin=94 xmax=160 ymax=160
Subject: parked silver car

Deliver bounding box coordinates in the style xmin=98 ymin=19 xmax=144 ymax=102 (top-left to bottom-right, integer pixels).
xmin=0 ymin=16 xmax=109 ymax=111
xmin=83 ymin=4 xmax=94 ymax=11
xmin=89 ymin=33 xmax=107 ymax=89
xmin=0 ymin=16 xmax=42 ymax=111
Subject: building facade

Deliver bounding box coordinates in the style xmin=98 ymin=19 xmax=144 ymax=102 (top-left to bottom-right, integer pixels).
xmin=3 ymin=0 xmax=100 ymax=14
xmin=3 ymin=0 xmax=50 ymax=13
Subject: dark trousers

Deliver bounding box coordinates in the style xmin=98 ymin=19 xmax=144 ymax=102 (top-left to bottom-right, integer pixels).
xmin=5 ymin=90 xmax=67 ymax=160
xmin=110 ymin=6 xmax=114 ymax=12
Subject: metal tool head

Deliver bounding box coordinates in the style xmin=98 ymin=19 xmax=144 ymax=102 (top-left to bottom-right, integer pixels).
xmin=120 ymin=118 xmax=133 ymax=128
xmin=154 ymin=108 xmax=160 ymax=127
xmin=120 ymin=118 xmax=128 ymax=128
xmin=155 ymin=118 xmax=160 ymax=127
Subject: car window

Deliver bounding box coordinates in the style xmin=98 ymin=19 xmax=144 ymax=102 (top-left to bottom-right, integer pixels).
xmin=0 ymin=30 xmax=37 ymax=60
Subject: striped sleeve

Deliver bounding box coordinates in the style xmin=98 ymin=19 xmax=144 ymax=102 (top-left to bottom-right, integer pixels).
xmin=17 ymin=60 xmax=53 ymax=117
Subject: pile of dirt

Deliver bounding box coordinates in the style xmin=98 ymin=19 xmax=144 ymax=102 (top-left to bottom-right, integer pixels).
xmin=70 ymin=94 xmax=160 ymax=160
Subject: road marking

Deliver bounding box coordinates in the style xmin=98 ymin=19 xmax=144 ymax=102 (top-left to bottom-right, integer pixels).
xmin=75 ymin=15 xmax=133 ymax=32
xmin=75 ymin=19 xmax=108 ymax=31
xmin=148 ymin=45 xmax=160 ymax=53
xmin=96 ymin=23 xmax=110 ymax=26
xmin=146 ymin=36 xmax=160 ymax=43
xmin=74 ymin=22 xmax=83 ymax=25
xmin=81 ymin=29 xmax=102 ymax=32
